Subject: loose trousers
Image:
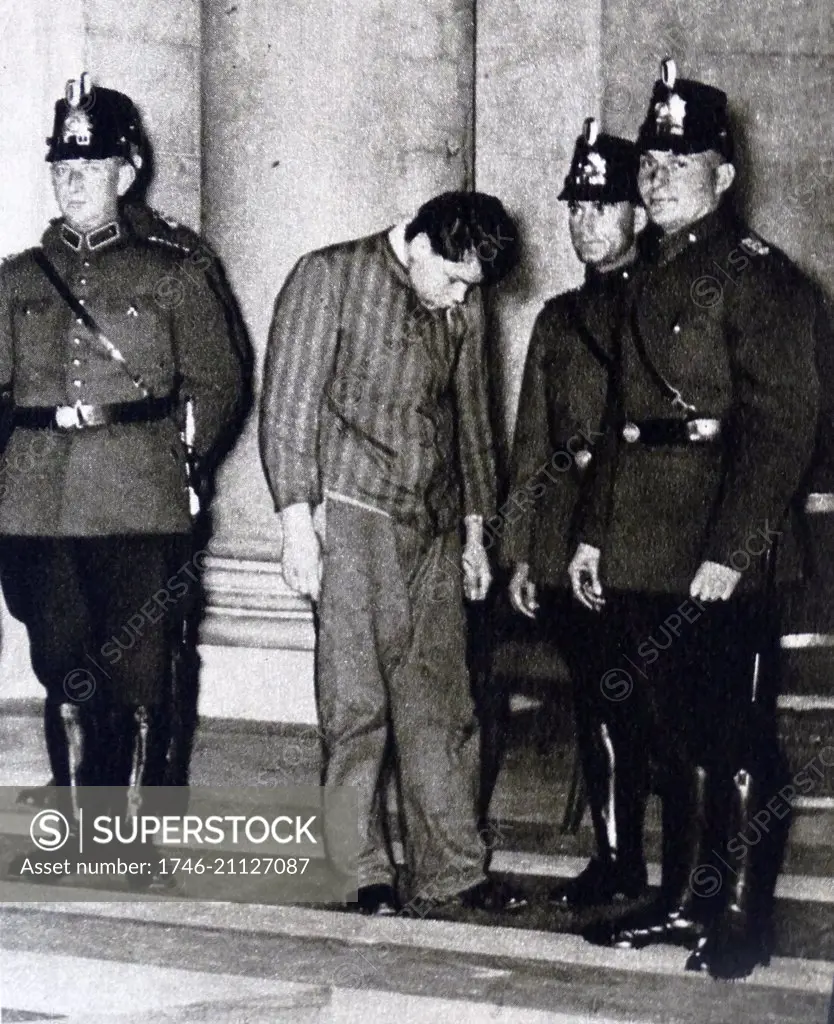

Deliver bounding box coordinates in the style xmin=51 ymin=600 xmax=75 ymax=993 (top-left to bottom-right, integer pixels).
xmin=317 ymin=499 xmax=485 ymax=900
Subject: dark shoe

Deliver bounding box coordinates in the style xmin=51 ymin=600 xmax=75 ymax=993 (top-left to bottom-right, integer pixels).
xmin=457 ymin=877 xmax=528 ymax=913
xmin=583 ymin=896 xmax=706 ymax=951
xmin=548 ymin=857 xmax=647 ymax=909
xmin=357 ymin=883 xmax=398 ymax=916
xmin=685 ymin=907 xmax=769 ymax=980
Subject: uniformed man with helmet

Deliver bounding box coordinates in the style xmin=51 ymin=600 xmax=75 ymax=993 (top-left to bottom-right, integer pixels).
xmin=503 ymin=119 xmax=650 ymax=909
xmin=571 ymin=60 xmax=826 ymax=978
xmin=0 ymin=74 xmax=244 ymax=841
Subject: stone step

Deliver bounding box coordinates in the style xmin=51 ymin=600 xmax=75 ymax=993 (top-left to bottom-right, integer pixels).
xmin=5 ymin=900 xmax=834 ymax=1024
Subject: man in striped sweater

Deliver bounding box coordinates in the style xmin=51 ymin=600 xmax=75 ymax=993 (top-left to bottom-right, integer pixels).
xmin=260 ymin=192 xmax=522 ymax=915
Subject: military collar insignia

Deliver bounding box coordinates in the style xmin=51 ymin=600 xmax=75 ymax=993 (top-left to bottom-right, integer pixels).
xmin=60 ymin=220 xmax=122 ymax=252
xmin=88 ymin=221 xmax=121 ymax=250
xmin=654 ymin=93 xmax=687 ymax=137
xmin=60 ymin=224 xmax=83 ymax=251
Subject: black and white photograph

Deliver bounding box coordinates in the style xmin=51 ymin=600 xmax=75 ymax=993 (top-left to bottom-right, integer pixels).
xmin=0 ymin=1 xmax=832 ymax=1021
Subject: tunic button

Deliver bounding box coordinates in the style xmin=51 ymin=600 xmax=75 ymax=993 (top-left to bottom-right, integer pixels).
xmin=673 ymin=324 xmax=681 ymax=334
xmin=83 ymin=261 xmax=90 ymax=268
xmin=79 ymin=278 xmax=87 ymax=286
xmin=76 ymin=317 xmax=84 ymax=325
xmin=622 ymin=422 xmax=641 ymax=444
xmin=78 ymin=298 xmax=86 ymax=306
xmin=72 ymin=379 xmax=82 ymax=388
xmin=72 ymin=358 xmax=81 ymax=367
xmin=688 ymin=232 xmax=697 ymax=242
xmin=72 ymin=338 xmax=81 ymax=345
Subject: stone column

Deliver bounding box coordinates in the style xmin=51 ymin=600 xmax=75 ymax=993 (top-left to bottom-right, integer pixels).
xmin=474 ymin=0 xmax=603 ymax=454
xmin=199 ymin=0 xmax=476 ymax=719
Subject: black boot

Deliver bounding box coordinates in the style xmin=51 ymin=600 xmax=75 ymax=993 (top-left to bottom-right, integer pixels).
xmin=593 ymin=764 xmax=712 ymax=949
xmin=551 ymin=721 xmax=648 ymax=909
xmin=164 ymin=619 xmax=200 ymax=792
xmin=9 ymin=703 xmax=94 ymax=879
xmin=16 ymin=697 xmax=100 ymax=808
xmin=685 ymin=769 xmax=771 ymax=979
xmin=120 ymin=705 xmax=177 ymax=893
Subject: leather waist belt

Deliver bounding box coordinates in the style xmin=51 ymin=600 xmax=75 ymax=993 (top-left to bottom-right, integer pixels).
xmin=621 ymin=418 xmax=722 ymax=446
xmin=13 ymin=396 xmax=175 ymax=431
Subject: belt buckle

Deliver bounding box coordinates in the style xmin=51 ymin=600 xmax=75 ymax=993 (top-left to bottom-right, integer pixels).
xmin=54 ymin=401 xmax=98 ymax=429
xmin=76 ymin=402 xmax=101 ymax=427
xmin=55 ymin=403 xmax=81 ymax=429
xmin=686 ymin=418 xmax=720 ymax=442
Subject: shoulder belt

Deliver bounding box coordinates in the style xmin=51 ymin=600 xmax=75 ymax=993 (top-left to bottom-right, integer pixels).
xmin=628 ymin=299 xmax=697 ymax=415
xmin=563 ymin=293 xmax=614 ymax=368
xmin=32 ymin=249 xmax=152 ymax=398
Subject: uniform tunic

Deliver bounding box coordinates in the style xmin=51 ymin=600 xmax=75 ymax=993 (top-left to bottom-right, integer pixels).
xmin=582 ymin=208 xmax=822 ymax=594
xmin=576 ymin=208 xmax=825 ymax=843
xmin=0 ymin=217 xmax=244 ymax=711
xmin=502 ymin=265 xmax=631 ymax=585
xmin=0 ymin=218 xmax=243 ymax=536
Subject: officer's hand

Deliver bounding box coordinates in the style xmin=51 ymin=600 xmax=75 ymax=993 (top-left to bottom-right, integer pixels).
xmin=462 ymin=539 xmax=492 ymax=601
xmin=280 ymin=503 xmax=322 ymax=602
xmin=690 ymin=560 xmax=742 ymax=602
xmin=509 ymin=562 xmax=539 ymax=618
xmin=568 ymin=543 xmax=605 ymax=612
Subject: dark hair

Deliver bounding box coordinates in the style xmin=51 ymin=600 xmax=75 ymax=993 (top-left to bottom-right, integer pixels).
xmin=404 ymin=191 xmax=520 ymax=285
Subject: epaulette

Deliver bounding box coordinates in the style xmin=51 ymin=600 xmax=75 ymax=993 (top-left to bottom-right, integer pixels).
xmin=739 ymin=234 xmax=771 ymax=257
xmin=144 ymin=233 xmax=193 ymax=256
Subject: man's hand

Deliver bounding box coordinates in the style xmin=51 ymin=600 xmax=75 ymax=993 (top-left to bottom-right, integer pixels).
xmin=509 ymin=562 xmax=539 ymax=618
xmin=280 ymin=502 xmax=322 ymax=601
xmin=568 ymin=543 xmax=605 ymax=612
xmin=462 ymin=513 xmax=491 ymax=601
xmin=690 ymin=560 xmax=742 ymax=602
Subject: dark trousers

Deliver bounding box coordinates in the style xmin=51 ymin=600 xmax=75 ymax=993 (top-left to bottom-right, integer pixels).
xmin=604 ymin=591 xmax=788 ymax=917
xmin=530 ymin=589 xmax=648 ymax=874
xmin=604 ymin=593 xmax=781 ymax=784
xmin=0 ymin=535 xmax=197 ymax=787
xmin=317 ymin=499 xmax=484 ymax=899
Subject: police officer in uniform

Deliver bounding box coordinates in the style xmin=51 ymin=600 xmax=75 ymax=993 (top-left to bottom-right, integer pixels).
xmin=503 ymin=120 xmax=650 ymax=907
xmin=0 ymin=75 xmax=243 ymax=830
xmin=571 ymin=61 xmax=825 ymax=977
